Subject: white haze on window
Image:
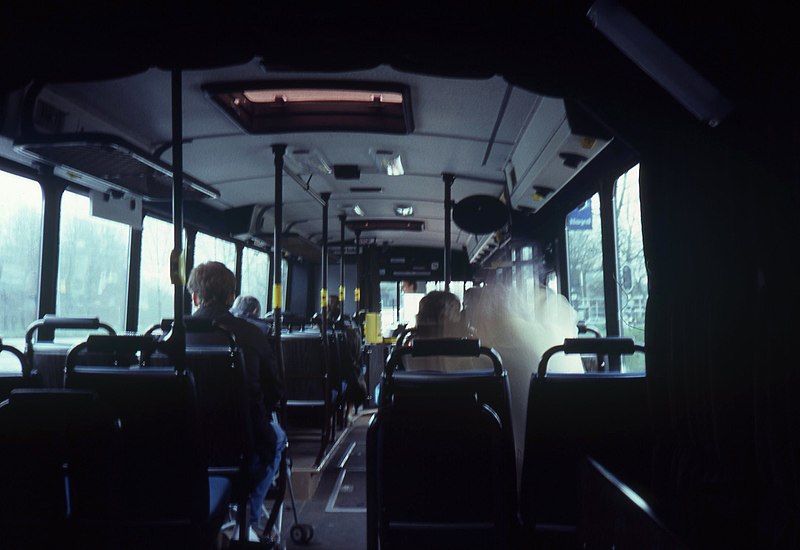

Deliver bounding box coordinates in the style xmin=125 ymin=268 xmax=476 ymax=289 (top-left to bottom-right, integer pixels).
xmin=468 ymin=283 xmax=583 ymax=486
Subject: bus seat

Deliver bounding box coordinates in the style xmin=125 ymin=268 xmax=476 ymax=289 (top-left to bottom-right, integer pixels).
xmin=368 ymin=339 xmax=518 ymax=550
xmin=0 ymin=339 xmax=30 ymax=401
xmin=0 ymin=388 xmax=101 ymax=548
xmin=382 ymin=338 xmax=515 ymax=445
xmin=520 ymin=337 xmax=650 ymax=547
xmin=184 ymin=321 xmax=255 ymax=539
xmin=64 ymin=336 xmax=230 ymax=549
xmin=24 ymin=316 xmax=117 ymax=388
xmin=281 ymin=329 xmax=336 ymax=463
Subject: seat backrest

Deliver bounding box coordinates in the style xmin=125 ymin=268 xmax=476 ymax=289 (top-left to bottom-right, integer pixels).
xmin=64 ymin=337 xmax=207 ymax=525
xmin=368 ymin=386 xmax=517 ymax=550
xmin=281 ymin=331 xmax=327 ymax=402
xmin=0 ymin=388 xmax=102 ymax=547
xmin=368 ymin=338 xmax=518 ymax=549
xmin=383 ymin=339 xmax=513 ymax=442
xmin=520 ymin=338 xmax=650 ymax=537
xmin=184 ymin=326 xmax=253 ymax=471
xmin=24 ymin=316 xmax=118 ymax=388
xmin=0 ymin=341 xmax=30 ymax=400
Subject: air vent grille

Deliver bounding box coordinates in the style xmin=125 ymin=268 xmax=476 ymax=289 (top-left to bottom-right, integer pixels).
xmin=13 ymin=133 xmax=219 ymax=201
xmin=346 ymin=219 xmax=424 ymax=232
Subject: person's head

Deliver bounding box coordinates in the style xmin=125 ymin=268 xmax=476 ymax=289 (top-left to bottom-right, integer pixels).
xmin=329 ymin=294 xmax=341 ymax=316
xmin=416 ymin=290 xmax=465 ymax=338
xmin=401 ymin=280 xmax=417 ymax=293
xmin=230 ymin=295 xmax=261 ymax=319
xmin=186 ymin=261 xmax=236 ymax=309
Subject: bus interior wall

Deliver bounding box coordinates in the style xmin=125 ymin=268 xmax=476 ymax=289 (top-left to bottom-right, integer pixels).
xmin=0 ymin=2 xmax=798 ymax=547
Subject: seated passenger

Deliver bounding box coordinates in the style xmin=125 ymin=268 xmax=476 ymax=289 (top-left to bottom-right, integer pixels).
xmin=230 ymin=295 xmax=272 ymax=336
xmin=470 ymin=283 xmax=583 ymax=484
xmin=461 ymin=285 xmax=483 ymax=333
xmin=187 ymin=262 xmax=286 ymax=541
xmin=406 ymin=290 xmax=476 ymax=372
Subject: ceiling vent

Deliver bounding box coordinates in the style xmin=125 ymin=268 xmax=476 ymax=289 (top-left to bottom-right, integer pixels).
xmin=333 ymin=164 xmax=361 ymax=180
xmin=13 ymin=133 xmax=220 ymax=201
xmin=346 ymin=219 xmax=424 ymax=232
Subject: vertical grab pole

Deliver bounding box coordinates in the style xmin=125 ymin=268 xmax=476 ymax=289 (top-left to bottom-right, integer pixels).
xmin=339 ymin=214 xmax=347 ymax=320
xmin=317 ymin=192 xmax=332 ymax=466
xmin=272 ymin=144 xmax=286 ymax=338
xmin=170 ymin=69 xmax=185 ymax=370
xmin=354 ymin=229 xmax=362 ymax=313
xmin=321 ymin=193 xmax=331 ymax=330
xmin=442 ymin=173 xmax=456 ymax=292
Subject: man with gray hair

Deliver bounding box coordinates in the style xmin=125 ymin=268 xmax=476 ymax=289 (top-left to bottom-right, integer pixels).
xmin=231 ymin=295 xmax=272 ymax=336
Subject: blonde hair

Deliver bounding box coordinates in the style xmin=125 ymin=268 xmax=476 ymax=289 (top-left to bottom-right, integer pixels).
xmin=415 ymin=290 xmax=465 ymax=338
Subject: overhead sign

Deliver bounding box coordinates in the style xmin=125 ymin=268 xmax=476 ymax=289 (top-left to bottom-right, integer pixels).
xmin=566 ymin=199 xmax=592 ymax=230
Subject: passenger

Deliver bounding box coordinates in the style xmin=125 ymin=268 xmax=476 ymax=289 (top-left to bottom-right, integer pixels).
xmin=231 ymin=294 xmax=271 ymax=336
xmin=401 ymin=279 xmax=417 ymax=294
xmin=415 ymin=290 xmax=466 ymax=339
xmin=186 ymin=262 xmax=286 ymax=541
xmin=328 ymin=294 xmax=344 ymax=325
xmin=407 ymin=290 xmax=473 ymax=372
xmin=461 ymin=285 xmax=483 ymax=332
xmin=326 ymin=294 xmax=368 ymax=411
xmin=470 ymin=283 xmax=583 ymax=484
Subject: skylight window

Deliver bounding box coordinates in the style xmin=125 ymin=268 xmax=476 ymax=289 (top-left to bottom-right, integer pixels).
xmin=243 ymin=90 xmax=403 ymax=104
xmin=204 ymin=81 xmax=413 ymax=134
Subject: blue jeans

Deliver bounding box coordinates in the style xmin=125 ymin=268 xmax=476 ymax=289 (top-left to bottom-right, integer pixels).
xmin=250 ymin=417 xmax=287 ymax=527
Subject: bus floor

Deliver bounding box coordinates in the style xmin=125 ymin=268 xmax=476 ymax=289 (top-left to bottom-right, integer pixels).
xmin=264 ymin=409 xmax=373 ymax=550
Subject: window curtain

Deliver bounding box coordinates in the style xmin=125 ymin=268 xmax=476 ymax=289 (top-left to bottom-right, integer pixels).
xmin=640 ymin=133 xmax=799 ymax=547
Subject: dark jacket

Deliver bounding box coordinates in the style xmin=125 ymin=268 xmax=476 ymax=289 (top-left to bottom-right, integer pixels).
xmin=192 ymin=303 xmax=283 ymax=460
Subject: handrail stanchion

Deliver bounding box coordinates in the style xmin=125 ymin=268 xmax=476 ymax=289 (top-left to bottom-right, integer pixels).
xmin=170 ymin=69 xmax=186 ymax=373
xmin=339 ymin=214 xmax=347 ymax=321
xmin=442 ymin=173 xmax=456 ymax=292
xmin=272 ymin=144 xmax=286 ymax=360
xmin=317 ymin=192 xmax=332 ymax=466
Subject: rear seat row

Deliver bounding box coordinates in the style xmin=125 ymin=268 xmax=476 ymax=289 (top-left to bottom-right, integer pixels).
xmin=0 ymin=323 xmax=257 ymax=550
xmin=367 ymin=336 xmax=651 ymax=550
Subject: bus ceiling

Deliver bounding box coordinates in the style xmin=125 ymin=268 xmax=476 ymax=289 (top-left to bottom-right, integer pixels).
xmin=0 ymin=2 xmax=794 ymax=260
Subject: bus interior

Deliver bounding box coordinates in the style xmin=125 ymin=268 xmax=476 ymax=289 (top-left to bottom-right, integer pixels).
xmin=0 ymin=2 xmax=797 ymax=549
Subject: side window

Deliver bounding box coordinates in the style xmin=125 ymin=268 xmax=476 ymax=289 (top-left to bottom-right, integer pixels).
xmin=241 ymin=247 xmax=270 ymax=313
xmin=380 ymin=281 xmax=399 ymax=335
xmin=614 ymin=164 xmax=647 ymax=371
xmin=57 ymin=191 xmax=131 ymax=338
xmin=513 ymin=245 xmax=536 ymax=301
xmin=0 ymin=170 xmax=42 ymax=369
xmin=194 ymin=232 xmax=236 ymax=268
xmin=281 ymin=258 xmax=289 ymax=309
xmin=566 ymin=193 xmax=606 ymax=335
xmin=139 ymin=216 xmax=184 ymax=332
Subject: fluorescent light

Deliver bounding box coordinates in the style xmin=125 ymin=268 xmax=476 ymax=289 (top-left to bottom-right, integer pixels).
xmin=587 ymin=0 xmax=733 ymax=126
xmin=353 ymin=205 xmax=366 ymax=217
xmin=394 ymin=205 xmax=413 ymax=217
xmin=370 ymin=149 xmax=405 ymax=176
xmin=244 ymin=89 xmax=403 ymax=104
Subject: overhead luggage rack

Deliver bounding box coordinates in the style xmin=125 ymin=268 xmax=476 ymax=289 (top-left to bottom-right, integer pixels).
xmin=12 ymin=132 xmax=220 ymax=201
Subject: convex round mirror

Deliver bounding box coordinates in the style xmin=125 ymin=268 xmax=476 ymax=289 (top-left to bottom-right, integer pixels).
xmin=452 ymin=195 xmax=509 ymax=234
